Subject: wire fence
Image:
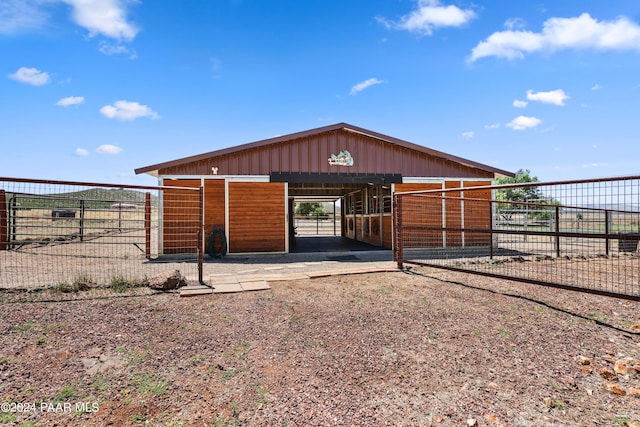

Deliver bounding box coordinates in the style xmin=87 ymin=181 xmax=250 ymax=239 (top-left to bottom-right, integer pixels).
xmin=393 ymin=175 xmax=640 ymax=300
xmin=0 ymin=177 xmax=202 ymax=290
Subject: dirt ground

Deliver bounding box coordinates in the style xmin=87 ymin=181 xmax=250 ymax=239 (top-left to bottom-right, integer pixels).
xmin=1 ymin=267 xmax=640 ymax=426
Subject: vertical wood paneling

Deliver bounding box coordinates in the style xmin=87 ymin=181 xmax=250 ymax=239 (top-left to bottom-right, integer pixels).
xmin=463 ymin=181 xmax=492 ymax=246
xmin=203 ymin=179 xmax=225 ymax=249
xmin=395 ymin=183 xmax=443 ymax=248
xmin=445 ymin=180 xmax=462 ymax=246
xmin=228 ymin=182 xmax=285 ymax=253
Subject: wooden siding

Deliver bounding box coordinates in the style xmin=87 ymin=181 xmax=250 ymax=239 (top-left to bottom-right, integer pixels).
xmin=463 ymin=181 xmax=492 ymax=246
xmin=204 ymin=179 xmax=225 ymax=250
xmin=382 ymin=215 xmax=392 ymax=248
xmin=162 ymin=179 xmax=200 ymax=254
xmin=395 ymin=183 xmax=443 ymax=248
xmin=159 ymin=129 xmax=495 ymax=179
xmin=445 ymin=180 xmax=462 ymax=247
xmin=228 ymin=182 xmax=285 ymax=253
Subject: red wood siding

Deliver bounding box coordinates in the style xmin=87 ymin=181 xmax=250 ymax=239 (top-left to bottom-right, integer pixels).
xmin=463 ymin=181 xmax=492 ymax=246
xmin=445 ymin=180 xmax=462 ymax=246
xmin=228 ymin=182 xmax=285 ymax=253
xmin=395 ymin=183 xmax=443 ymax=248
xmin=204 ymin=179 xmax=225 ymax=249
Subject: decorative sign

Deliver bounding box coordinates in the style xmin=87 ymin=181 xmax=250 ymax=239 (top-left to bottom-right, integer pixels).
xmin=328 ymin=150 xmax=354 ymax=167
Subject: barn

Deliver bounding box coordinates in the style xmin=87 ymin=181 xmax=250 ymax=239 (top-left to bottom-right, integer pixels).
xmin=135 ymin=123 xmax=513 ymax=255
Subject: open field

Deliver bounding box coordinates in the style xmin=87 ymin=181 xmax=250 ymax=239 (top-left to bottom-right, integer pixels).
xmin=1 ymin=268 xmax=639 ymax=426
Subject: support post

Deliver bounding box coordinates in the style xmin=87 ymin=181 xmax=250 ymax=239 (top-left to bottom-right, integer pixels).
xmin=605 ymin=210 xmax=610 ymax=256
xmin=79 ymin=199 xmax=85 ymax=242
xmin=555 ymin=205 xmax=561 ymax=258
xmin=489 ymin=199 xmax=494 ymax=260
xmin=198 ymin=186 xmax=204 ymax=285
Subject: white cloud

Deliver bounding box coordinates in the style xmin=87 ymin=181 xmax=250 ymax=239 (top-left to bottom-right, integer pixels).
xmin=526 ymin=89 xmax=569 ymax=106
xmin=350 ymin=78 xmax=384 ymax=95
xmin=99 ymin=100 xmax=159 ymax=121
xmin=98 ymin=41 xmax=134 ymax=57
xmin=506 ymin=115 xmax=542 ymax=130
xmin=96 ymin=144 xmax=122 ymax=155
xmin=56 ymin=96 xmax=85 ymax=107
xmin=513 ymin=99 xmax=528 ymax=108
xmin=8 ymin=66 xmax=50 ymax=85
xmin=462 ymin=131 xmax=474 ymax=139
xmin=591 ymin=84 xmax=603 ymax=91
xmin=75 ymin=148 xmax=89 ymax=156
xmin=469 ymin=13 xmax=640 ymax=62
xmin=484 ymin=123 xmax=500 ymax=129
xmin=504 ymin=18 xmax=526 ymax=31
xmin=0 ymin=0 xmax=49 ymax=34
xmin=61 ymin=0 xmax=138 ymax=41
xmin=0 ymin=0 xmax=138 ymax=41
xmin=377 ymin=0 xmax=476 ymax=35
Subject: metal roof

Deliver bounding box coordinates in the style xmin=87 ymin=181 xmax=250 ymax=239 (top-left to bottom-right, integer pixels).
xmin=135 ymin=122 xmax=514 ymax=177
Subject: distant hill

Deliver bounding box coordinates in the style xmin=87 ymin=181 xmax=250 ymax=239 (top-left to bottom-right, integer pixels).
xmin=6 ymin=188 xmax=158 ymax=210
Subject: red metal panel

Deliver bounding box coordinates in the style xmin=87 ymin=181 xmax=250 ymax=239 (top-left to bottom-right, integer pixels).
xmin=155 ymin=127 xmax=497 ymax=179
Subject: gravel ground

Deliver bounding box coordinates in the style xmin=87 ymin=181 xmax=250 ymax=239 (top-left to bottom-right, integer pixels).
xmin=1 ymin=267 xmax=640 ymax=426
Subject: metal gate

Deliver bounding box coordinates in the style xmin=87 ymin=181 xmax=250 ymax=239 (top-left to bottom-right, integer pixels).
xmin=393 ymin=176 xmax=640 ymax=300
xmin=0 ymin=177 xmax=203 ymax=290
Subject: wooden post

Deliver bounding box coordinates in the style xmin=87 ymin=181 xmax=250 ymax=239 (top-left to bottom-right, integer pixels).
xmin=0 ymin=190 xmax=7 ymax=250
xmin=145 ymin=192 xmax=151 ymax=259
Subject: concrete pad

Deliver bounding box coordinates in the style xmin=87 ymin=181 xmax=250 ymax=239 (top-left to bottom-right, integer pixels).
xmin=212 ymin=283 xmax=244 ymax=293
xmin=265 ymin=273 xmax=310 ymax=282
xmin=306 ymin=270 xmax=338 ymax=278
xmin=264 ymin=266 xmax=285 ymax=271
xmin=208 ymin=275 xmax=239 ymax=285
xmin=234 ymin=274 xmax=267 ymax=282
xmin=240 ymin=281 xmax=271 ymax=291
xmin=285 ymin=264 xmax=306 ymax=269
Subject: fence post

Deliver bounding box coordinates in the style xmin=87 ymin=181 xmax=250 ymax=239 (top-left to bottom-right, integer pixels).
xmin=79 ymin=199 xmax=85 ymax=242
xmin=145 ymin=192 xmax=151 ymax=259
xmin=605 ymin=210 xmax=610 ymax=256
xmin=0 ymin=190 xmax=6 ymax=251
xmin=555 ymin=205 xmax=560 ymax=258
xmin=198 ymin=185 xmax=204 ymax=285
xmin=489 ymin=199 xmax=494 ymax=259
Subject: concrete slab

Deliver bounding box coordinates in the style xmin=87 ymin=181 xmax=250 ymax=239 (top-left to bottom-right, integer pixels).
xmin=212 ymin=283 xmax=244 ymax=293
xmin=240 ymin=281 xmax=271 ymax=291
xmin=209 ymin=276 xmax=240 ymax=285
xmin=264 ymin=273 xmax=310 ymax=282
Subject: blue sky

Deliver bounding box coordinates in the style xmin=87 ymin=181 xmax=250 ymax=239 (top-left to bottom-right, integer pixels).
xmin=2 ymin=0 xmax=640 ymax=186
